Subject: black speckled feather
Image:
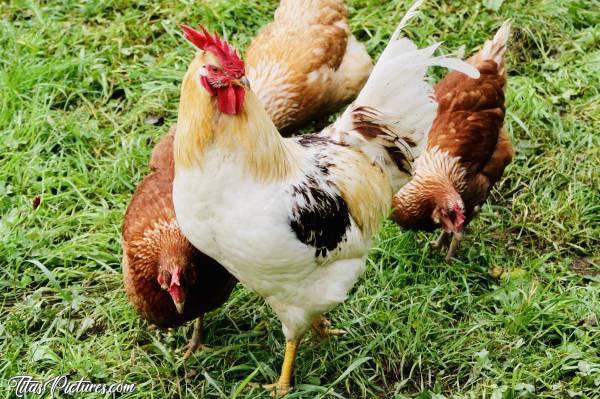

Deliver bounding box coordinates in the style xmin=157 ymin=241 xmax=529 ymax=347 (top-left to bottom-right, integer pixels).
xmin=290 ymin=179 xmax=350 ymax=257
xmin=289 ymin=135 xmax=352 ymax=258
xmin=290 ymin=180 xmax=351 ymax=258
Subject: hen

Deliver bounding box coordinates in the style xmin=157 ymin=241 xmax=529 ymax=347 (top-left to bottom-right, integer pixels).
xmin=246 ymin=0 xmax=372 ymax=133
xmin=391 ymin=22 xmax=514 ymax=260
xmin=172 ymin=1 xmax=477 ymax=395
xmin=122 ymin=0 xmax=370 ymax=359
xmin=122 ymin=125 xmax=238 ymax=358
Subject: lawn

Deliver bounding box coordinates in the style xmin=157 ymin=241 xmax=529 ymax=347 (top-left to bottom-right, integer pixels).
xmin=1 ymin=0 xmax=598 ymax=398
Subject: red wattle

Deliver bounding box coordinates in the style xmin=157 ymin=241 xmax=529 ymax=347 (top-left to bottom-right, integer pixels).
xmin=216 ymin=84 xmax=245 ymax=115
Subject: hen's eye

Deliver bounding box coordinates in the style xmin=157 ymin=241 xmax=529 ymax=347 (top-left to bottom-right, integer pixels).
xmin=448 ymin=209 xmax=456 ymax=219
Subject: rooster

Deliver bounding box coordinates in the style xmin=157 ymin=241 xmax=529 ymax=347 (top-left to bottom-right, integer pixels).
xmin=172 ymin=1 xmax=478 ymax=394
xmin=391 ymin=22 xmax=514 ymax=260
xmin=122 ymin=0 xmax=371 ymax=359
xmin=246 ymin=0 xmax=372 ymax=133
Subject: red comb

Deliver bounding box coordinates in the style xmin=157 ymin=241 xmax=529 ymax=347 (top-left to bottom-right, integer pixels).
xmin=181 ymin=24 xmax=245 ymax=79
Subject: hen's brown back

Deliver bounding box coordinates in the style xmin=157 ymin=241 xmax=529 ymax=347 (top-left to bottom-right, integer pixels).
xmin=246 ymin=0 xmax=371 ymax=133
xmin=430 ymin=61 xmax=506 ymax=176
xmin=430 ymin=58 xmax=513 ymax=218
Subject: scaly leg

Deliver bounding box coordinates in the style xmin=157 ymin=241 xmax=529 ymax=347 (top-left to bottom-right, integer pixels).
xmin=311 ymin=316 xmax=347 ymax=339
xmin=445 ymin=232 xmax=463 ymax=261
xmin=431 ymin=231 xmax=451 ymax=250
xmin=262 ymin=339 xmax=300 ymax=397
xmin=182 ymin=315 xmax=207 ymax=360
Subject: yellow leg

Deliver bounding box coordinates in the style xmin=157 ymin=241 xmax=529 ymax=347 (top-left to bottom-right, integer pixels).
xmin=267 ymin=339 xmax=299 ymax=397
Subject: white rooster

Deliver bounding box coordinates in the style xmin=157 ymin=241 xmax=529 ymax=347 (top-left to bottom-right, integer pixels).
xmin=172 ymin=0 xmax=478 ymax=395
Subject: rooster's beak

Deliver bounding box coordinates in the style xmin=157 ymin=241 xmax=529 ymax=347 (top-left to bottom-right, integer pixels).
xmin=174 ymin=301 xmax=185 ymax=314
xmin=237 ymin=76 xmax=250 ymax=88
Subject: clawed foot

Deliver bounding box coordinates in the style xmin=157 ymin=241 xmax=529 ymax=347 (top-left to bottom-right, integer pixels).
xmin=444 ymin=247 xmax=457 ymax=263
xmin=312 ymin=316 xmax=347 ymax=340
xmin=247 ymin=382 xmax=291 ymax=397
xmin=444 ymin=232 xmax=463 ymax=262
xmin=247 ymin=339 xmax=299 ymax=397
xmin=430 ymin=232 xmax=463 ymax=262
xmin=181 ymin=340 xmax=209 ymax=360
xmin=265 ymin=382 xmax=292 ymax=397
xmin=430 ymin=231 xmax=451 ymax=250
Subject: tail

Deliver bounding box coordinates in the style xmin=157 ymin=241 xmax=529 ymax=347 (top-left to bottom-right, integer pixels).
xmin=468 ymin=21 xmax=511 ymax=76
xmin=328 ymin=0 xmax=479 ymax=185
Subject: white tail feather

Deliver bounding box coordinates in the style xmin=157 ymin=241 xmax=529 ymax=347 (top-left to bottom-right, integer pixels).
xmin=432 ymin=56 xmax=481 ymax=78
xmin=481 ymin=21 xmax=511 ymax=63
xmin=329 ymin=0 xmax=480 ymax=189
xmin=471 ymin=21 xmax=511 ymax=75
xmin=390 ymin=0 xmax=425 ymax=41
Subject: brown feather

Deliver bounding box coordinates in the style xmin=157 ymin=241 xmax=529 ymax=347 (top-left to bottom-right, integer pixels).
xmin=149 ymin=124 xmax=175 ymax=175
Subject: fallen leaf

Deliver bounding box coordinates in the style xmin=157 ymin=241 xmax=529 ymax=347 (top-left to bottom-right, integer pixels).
xmin=577 ymin=314 xmax=598 ymax=327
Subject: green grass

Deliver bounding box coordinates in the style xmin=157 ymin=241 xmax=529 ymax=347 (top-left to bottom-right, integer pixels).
xmin=1 ymin=0 xmax=599 ymax=398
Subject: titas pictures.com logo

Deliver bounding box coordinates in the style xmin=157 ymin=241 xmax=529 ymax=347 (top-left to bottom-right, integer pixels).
xmin=8 ymin=375 xmax=136 ymax=397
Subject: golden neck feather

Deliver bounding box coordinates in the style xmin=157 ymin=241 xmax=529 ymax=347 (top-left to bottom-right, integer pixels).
xmin=174 ymin=54 xmax=300 ymax=182
xmin=174 ymin=58 xmax=214 ymax=168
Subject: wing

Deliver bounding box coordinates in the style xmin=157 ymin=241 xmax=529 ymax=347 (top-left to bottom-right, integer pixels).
xmin=288 ymin=135 xmax=392 ymax=265
xmin=122 ymin=171 xmax=176 ymax=242
xmin=482 ymin=127 xmax=513 ymax=186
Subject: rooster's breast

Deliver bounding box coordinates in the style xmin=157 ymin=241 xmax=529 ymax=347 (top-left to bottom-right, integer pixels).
xmin=172 ymin=161 xmax=316 ymax=295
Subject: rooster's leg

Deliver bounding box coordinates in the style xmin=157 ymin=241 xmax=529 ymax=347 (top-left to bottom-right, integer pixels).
xmin=182 ymin=315 xmax=206 ymax=359
xmin=262 ymin=339 xmax=299 ymax=397
xmin=312 ymin=315 xmax=347 ymax=339
xmin=445 ymin=232 xmax=463 ymax=261
xmin=431 ymin=231 xmax=451 ymax=250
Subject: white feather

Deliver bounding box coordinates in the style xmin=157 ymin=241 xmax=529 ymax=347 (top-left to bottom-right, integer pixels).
xmin=479 ymin=20 xmax=511 ymax=65
xmin=332 ymin=0 xmax=480 ymax=170
xmin=432 ymin=55 xmax=481 ymax=79
xmin=390 ymin=0 xmax=425 ymax=41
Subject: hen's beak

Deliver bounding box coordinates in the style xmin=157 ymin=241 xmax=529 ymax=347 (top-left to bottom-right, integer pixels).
xmin=174 ymin=301 xmax=185 ymax=314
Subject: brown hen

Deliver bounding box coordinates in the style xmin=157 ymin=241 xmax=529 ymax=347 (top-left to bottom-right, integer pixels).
xmin=122 ymin=125 xmax=237 ymax=358
xmin=246 ymin=0 xmax=372 ymax=133
xmin=391 ymin=22 xmax=514 ymax=260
